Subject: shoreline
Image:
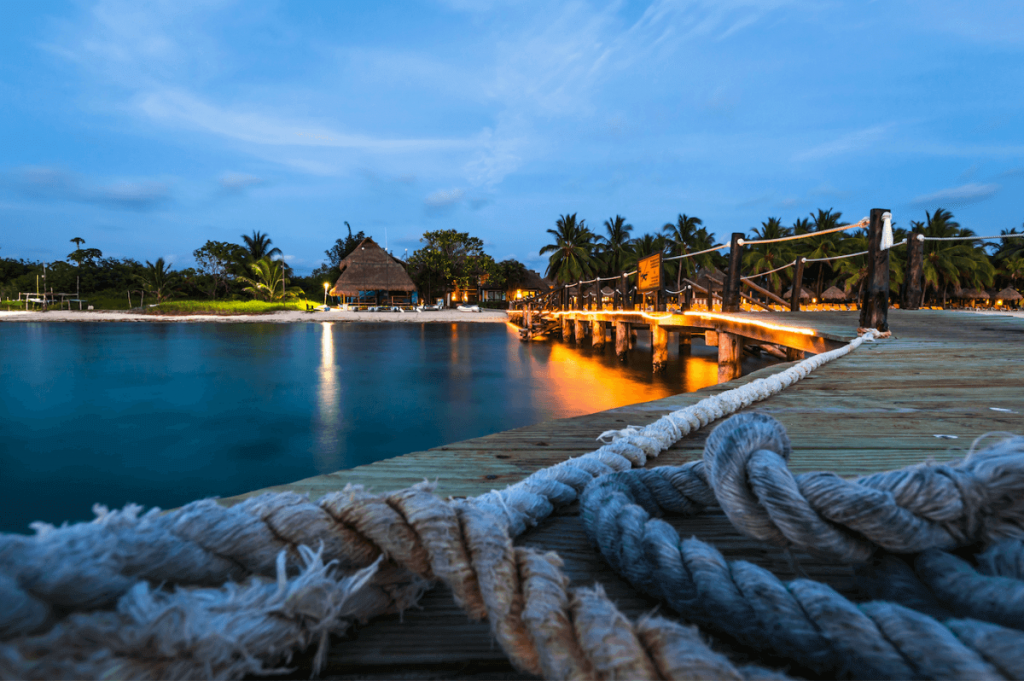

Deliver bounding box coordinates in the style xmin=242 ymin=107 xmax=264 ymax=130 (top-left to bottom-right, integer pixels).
xmin=0 ymin=309 xmax=511 ymax=324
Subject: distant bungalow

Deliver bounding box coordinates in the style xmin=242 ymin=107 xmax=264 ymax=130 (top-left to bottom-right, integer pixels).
xmin=327 ymin=237 xmax=417 ymax=307
xmin=453 ymin=269 xmax=554 ymax=305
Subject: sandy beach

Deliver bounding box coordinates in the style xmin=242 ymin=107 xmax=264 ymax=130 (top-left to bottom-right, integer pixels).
xmin=0 ymin=308 xmax=511 ymax=324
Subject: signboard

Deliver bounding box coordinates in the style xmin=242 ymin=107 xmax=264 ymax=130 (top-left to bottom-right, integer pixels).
xmin=637 ymin=253 xmax=662 ymax=292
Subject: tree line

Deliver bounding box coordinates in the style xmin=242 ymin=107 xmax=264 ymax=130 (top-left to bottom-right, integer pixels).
xmin=537 ymin=208 xmax=1024 ymax=304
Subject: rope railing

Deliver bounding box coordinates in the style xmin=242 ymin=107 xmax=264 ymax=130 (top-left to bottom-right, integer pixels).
xmin=742 ymin=260 xmax=797 ymax=279
xmin=803 ymin=238 xmax=907 ymax=264
xmin=663 ymin=243 xmax=729 ymax=262
xmin=737 ymin=217 xmax=869 ymax=246
xmin=920 ymin=233 xmax=1024 ymax=242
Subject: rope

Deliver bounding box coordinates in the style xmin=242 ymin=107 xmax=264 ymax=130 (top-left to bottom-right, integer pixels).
xmin=742 ymin=260 xmax=797 ymax=279
xmin=858 ymin=538 xmax=1024 ymax=632
xmin=922 ymin=234 xmax=1024 ymax=242
xmin=803 ymin=239 xmax=907 ymax=264
xmin=580 ymin=459 xmax=1024 ymax=680
xmin=596 ymin=411 xmax=1024 ymax=563
xmin=663 ymin=243 xmax=729 ymax=262
xmin=738 ymin=218 xmax=869 ymax=246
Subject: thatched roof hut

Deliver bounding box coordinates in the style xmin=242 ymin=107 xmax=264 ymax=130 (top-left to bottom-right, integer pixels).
xmin=695 ymin=267 xmax=725 ymax=292
xmin=821 ymin=286 xmax=847 ymax=302
xmin=995 ymin=287 xmax=1023 ymax=302
xmin=783 ymin=286 xmax=812 ymax=300
xmin=520 ymin=269 xmax=554 ymax=293
xmin=955 ymin=288 xmax=989 ymax=300
xmin=328 ymin=237 xmax=416 ymax=297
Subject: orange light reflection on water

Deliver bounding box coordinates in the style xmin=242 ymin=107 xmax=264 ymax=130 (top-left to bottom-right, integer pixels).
xmin=508 ymin=325 xmax=723 ymax=419
xmin=315 ymin=322 xmax=341 ymax=472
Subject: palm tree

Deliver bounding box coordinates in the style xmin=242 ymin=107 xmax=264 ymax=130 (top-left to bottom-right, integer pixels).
xmin=595 ymin=215 xmax=633 ymax=276
xmin=238 ymin=257 xmax=304 ymax=301
xmin=801 ymin=208 xmax=848 ymax=296
xmin=138 ymin=258 xmax=180 ymax=303
xmin=742 ymin=217 xmax=793 ymax=295
xmin=70 ymin=237 xmax=85 ymax=252
xmin=241 ymin=231 xmax=283 ymax=262
xmin=539 ymin=214 xmax=598 ymax=284
xmin=920 ymin=208 xmax=994 ymax=306
xmin=662 ymin=214 xmax=703 ymax=289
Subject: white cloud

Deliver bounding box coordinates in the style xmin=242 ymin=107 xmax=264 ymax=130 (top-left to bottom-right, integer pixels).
xmin=424 ymin=188 xmax=464 ymax=207
xmin=11 ymin=166 xmax=172 ymax=210
xmin=792 ymin=125 xmax=891 ymax=162
xmin=910 ymin=183 xmax=1000 ymax=208
xmin=218 ymin=172 xmax=265 ymax=193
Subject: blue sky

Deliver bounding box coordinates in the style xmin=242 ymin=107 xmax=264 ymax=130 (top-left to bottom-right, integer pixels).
xmin=2 ymin=0 xmax=1023 ymax=275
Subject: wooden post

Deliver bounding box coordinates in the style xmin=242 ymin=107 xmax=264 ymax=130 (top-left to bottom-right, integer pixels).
xmin=859 ymin=208 xmax=890 ymax=331
xmin=574 ymin=317 xmax=586 ymax=345
xmin=785 ymin=347 xmax=804 ymax=362
xmin=904 ymin=231 xmax=924 ymax=310
xmin=592 ymin=320 xmax=606 ymax=348
xmin=705 ymin=330 xmax=718 ymax=347
xmin=717 ymin=332 xmax=743 ymax=383
xmin=790 ymin=257 xmax=805 ymax=311
xmin=683 ymin=283 xmax=692 ymax=311
xmin=705 ymin=277 xmax=714 ymax=311
xmin=651 ymin=323 xmax=668 ymax=372
xmin=562 ymin=315 xmax=573 ymax=342
xmin=576 ymin=281 xmax=583 ymax=310
xmin=524 ymin=306 xmax=532 ymax=330
xmin=615 ymin=321 xmax=628 ymax=361
xmin=723 ymin=232 xmax=743 ymax=312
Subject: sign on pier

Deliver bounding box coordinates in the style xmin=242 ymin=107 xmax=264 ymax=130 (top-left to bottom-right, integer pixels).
xmin=637 ymin=253 xmax=662 ymax=292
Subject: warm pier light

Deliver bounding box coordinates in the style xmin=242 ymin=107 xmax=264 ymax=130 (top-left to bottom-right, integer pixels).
xmin=546 ymin=309 xmax=816 ymax=336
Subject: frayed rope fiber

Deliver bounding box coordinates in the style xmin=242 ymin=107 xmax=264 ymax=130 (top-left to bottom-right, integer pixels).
xmin=580 ymin=423 xmax=1024 ymax=680
xmin=590 ymin=412 xmax=1024 ymax=563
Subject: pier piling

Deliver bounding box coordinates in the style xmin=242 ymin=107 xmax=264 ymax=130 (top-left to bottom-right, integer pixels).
xmin=717 ymin=332 xmax=743 ymax=382
xmin=651 ymin=324 xmax=668 ymax=372
xmin=615 ymin=321 xmax=628 ymax=361
xmin=592 ymin=320 xmax=606 ymax=349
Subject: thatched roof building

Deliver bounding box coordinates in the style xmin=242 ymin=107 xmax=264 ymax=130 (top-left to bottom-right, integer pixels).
xmin=520 ymin=269 xmax=554 ymax=294
xmin=328 ymin=237 xmax=416 ymax=297
xmin=995 ymin=287 xmax=1023 ymax=302
xmin=821 ymin=286 xmax=847 ymax=302
xmin=783 ymin=286 xmax=813 ymax=300
xmin=955 ymin=288 xmax=989 ymax=300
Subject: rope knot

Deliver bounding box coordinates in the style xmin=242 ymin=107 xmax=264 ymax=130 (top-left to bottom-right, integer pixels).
xmin=703 ymin=413 xmax=793 ymax=545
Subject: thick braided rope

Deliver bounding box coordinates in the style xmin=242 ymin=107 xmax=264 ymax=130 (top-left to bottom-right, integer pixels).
xmin=704 ymin=413 xmax=1024 ymax=562
xmin=858 ymin=539 xmax=1024 ymax=632
xmin=580 ymin=469 xmax=1024 ymax=680
xmin=591 ymin=413 xmax=1024 ymax=563
xmin=2 ymin=494 xmax=792 ymax=681
xmin=1 ymin=330 xmax=883 ymax=640
xmin=0 ymin=547 xmax=382 ymax=680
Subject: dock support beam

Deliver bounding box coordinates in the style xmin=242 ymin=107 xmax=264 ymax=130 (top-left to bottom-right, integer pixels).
xmin=562 ymin=315 xmax=573 ymax=342
xmin=615 ymin=322 xmax=628 ymax=361
xmin=651 ymin=324 xmax=668 ymax=372
xmin=574 ymin=318 xmax=586 ymax=345
xmin=859 ymin=208 xmax=891 ymax=331
xmin=717 ymin=332 xmax=743 ymax=383
xmin=786 ymin=347 xmax=804 ymax=362
xmin=723 ymin=232 xmax=743 ymax=312
xmin=904 ymin=231 xmax=924 ymax=310
xmin=592 ymin=320 xmax=606 ymax=349
xmin=679 ymin=333 xmax=691 ymax=355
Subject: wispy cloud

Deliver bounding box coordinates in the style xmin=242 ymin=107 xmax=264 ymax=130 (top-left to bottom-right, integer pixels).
xmin=910 ymin=182 xmax=1000 ymax=209
xmin=424 ymin=188 xmax=464 ymax=208
xmin=11 ymin=166 xmax=171 ymax=210
xmin=218 ymin=172 xmax=265 ymax=194
xmin=792 ymin=125 xmax=891 ymax=162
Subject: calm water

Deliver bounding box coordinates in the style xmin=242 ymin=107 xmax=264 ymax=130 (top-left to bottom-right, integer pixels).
xmin=0 ymin=322 xmax=775 ymax=532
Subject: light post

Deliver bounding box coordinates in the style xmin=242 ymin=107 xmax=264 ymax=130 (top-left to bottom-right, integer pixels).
xmin=323 ymin=282 xmax=329 ymax=306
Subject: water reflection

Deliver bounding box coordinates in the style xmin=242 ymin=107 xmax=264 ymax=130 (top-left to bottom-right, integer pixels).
xmin=315 ymin=322 xmax=341 ymax=471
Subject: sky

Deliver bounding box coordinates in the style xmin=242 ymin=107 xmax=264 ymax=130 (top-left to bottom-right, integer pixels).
xmin=2 ymin=0 xmax=1023 ymax=276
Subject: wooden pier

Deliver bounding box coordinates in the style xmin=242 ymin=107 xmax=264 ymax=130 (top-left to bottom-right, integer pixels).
xmin=223 ymin=309 xmax=1024 ymax=679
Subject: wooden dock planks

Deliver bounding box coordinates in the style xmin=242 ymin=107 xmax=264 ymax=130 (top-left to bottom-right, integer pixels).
xmin=224 ymin=309 xmax=1024 ymax=679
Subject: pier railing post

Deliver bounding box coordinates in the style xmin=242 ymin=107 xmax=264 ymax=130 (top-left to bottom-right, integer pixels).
xmin=904 ymin=231 xmax=924 ymax=310
xmin=790 ymin=258 xmax=805 ymax=312
xmin=723 ymin=232 xmax=743 ymax=312
xmin=859 ymin=208 xmax=891 ymax=331
xmin=576 ymin=281 xmax=583 ymax=311
xmin=623 ymin=273 xmax=633 ymax=311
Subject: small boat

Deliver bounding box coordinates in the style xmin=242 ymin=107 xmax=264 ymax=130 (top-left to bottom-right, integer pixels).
xmin=456 ymin=304 xmax=481 ymax=313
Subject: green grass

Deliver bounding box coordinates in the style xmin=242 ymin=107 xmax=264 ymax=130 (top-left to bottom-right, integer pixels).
xmin=145 ymin=299 xmax=315 ymax=315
